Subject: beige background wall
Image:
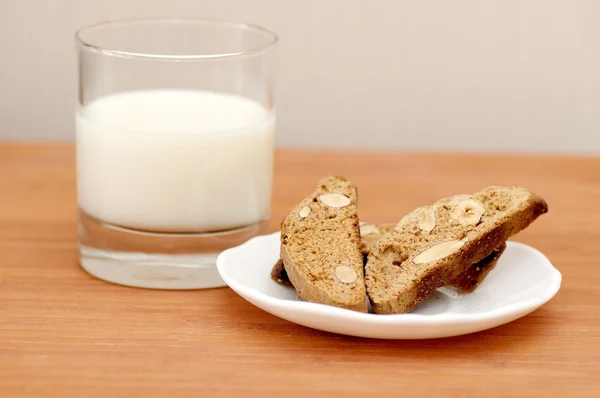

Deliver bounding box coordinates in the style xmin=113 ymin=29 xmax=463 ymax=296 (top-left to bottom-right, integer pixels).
xmin=0 ymin=0 xmax=598 ymax=152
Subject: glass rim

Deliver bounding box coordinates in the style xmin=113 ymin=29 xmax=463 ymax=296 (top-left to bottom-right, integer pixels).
xmin=75 ymin=17 xmax=278 ymax=60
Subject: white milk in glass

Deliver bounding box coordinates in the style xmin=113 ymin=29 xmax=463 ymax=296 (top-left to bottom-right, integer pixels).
xmin=77 ymin=89 xmax=274 ymax=233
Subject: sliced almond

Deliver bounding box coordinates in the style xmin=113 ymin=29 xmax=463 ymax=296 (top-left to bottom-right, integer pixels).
xmin=412 ymin=240 xmax=465 ymax=264
xmin=360 ymin=223 xmax=381 ymax=236
xmin=298 ymin=206 xmax=311 ymax=218
xmin=334 ymin=265 xmax=357 ymax=284
xmin=416 ymin=206 xmax=436 ymax=232
xmin=318 ymin=193 xmax=351 ymax=208
xmin=451 ymin=199 xmax=485 ymax=226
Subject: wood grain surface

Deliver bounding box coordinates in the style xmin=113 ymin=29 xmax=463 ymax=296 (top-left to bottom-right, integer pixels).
xmin=0 ymin=144 xmax=598 ymax=397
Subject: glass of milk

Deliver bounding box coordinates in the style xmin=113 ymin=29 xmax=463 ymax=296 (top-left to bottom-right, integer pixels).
xmin=75 ymin=19 xmax=277 ymax=289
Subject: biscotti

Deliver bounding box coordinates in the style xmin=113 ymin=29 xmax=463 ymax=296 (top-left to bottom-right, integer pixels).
xmin=359 ymin=223 xmax=396 ymax=254
xmin=270 ymin=223 xmax=395 ymax=287
xmin=365 ymin=186 xmax=548 ymax=314
xmin=452 ymin=243 xmax=506 ymax=292
xmin=272 ymin=222 xmax=505 ymax=293
xmin=280 ymin=176 xmax=368 ymax=312
xmin=361 ymin=223 xmax=505 ymax=292
xmin=270 ymin=258 xmax=289 ymax=285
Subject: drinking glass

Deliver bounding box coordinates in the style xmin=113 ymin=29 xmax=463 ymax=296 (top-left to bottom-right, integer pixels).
xmin=75 ymin=18 xmax=277 ymax=289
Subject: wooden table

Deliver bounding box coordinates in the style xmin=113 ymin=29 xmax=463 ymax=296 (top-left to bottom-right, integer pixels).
xmin=1 ymin=144 xmax=598 ymax=397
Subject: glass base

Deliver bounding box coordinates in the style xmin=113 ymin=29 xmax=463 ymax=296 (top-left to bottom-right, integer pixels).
xmin=78 ymin=210 xmax=269 ymax=290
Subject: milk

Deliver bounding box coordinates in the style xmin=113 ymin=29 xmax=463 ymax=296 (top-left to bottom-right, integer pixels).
xmin=76 ymin=89 xmax=274 ymax=233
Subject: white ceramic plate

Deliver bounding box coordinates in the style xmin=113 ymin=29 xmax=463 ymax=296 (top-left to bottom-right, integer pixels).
xmin=216 ymin=232 xmax=561 ymax=339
